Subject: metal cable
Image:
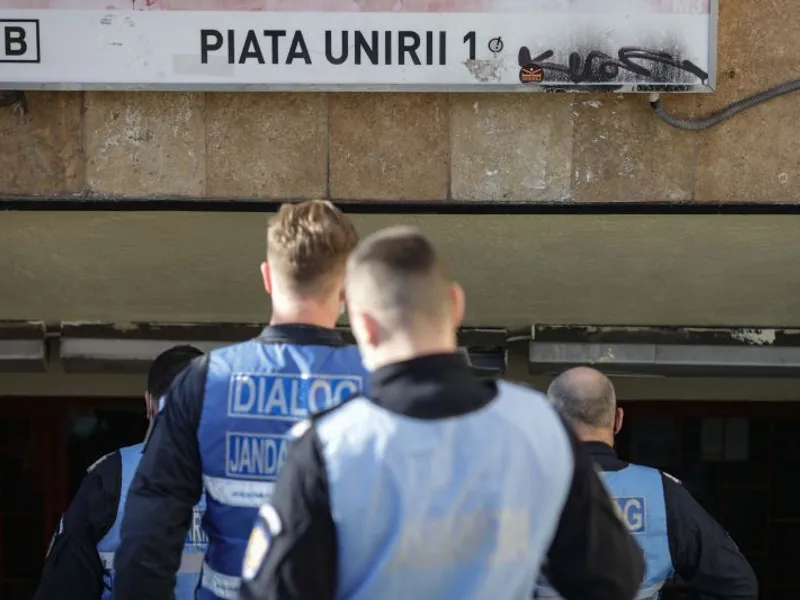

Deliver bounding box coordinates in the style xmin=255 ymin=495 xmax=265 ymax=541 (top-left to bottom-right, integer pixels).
xmin=649 ymin=78 xmax=800 ymax=131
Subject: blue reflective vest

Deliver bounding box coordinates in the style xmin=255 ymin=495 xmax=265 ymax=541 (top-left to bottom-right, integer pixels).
xmin=314 ymin=381 xmax=574 ymax=600
xmin=197 ymin=328 xmax=368 ymax=600
xmin=97 ymin=443 xmax=207 ymax=600
xmin=535 ymin=463 xmax=674 ymax=600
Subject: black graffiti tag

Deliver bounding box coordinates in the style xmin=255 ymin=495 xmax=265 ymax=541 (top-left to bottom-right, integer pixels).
xmin=517 ymin=46 xmax=709 ymax=84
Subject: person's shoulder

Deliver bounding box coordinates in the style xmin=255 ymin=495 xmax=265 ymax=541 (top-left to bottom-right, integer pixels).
xmin=330 ymin=344 xmax=369 ymax=377
xmin=86 ymin=449 xmax=121 ymax=475
xmin=656 ymin=468 xmax=699 ymax=509
xmin=660 ymin=470 xmax=684 ymax=485
xmin=288 ymin=391 xmax=365 ymax=440
xmin=644 ymin=466 xmax=700 ymax=518
xmin=630 ymin=463 xmax=682 ymax=489
xmin=204 ymin=341 xmax=252 ymax=369
xmin=338 ymin=344 xmax=364 ymax=361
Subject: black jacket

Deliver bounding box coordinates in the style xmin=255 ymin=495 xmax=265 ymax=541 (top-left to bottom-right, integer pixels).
xmin=586 ymin=442 xmax=759 ymax=600
xmin=33 ymin=451 xmax=122 ymax=600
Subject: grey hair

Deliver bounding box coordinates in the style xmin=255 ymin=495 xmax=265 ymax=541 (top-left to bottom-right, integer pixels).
xmin=546 ymin=367 xmax=617 ymax=430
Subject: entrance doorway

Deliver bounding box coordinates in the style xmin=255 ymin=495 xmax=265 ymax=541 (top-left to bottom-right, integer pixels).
xmin=617 ymin=401 xmax=800 ymax=600
xmin=1 ymin=397 xmax=799 ymax=599
xmin=0 ymin=405 xmax=64 ymax=600
xmin=0 ymin=399 xmax=147 ymax=599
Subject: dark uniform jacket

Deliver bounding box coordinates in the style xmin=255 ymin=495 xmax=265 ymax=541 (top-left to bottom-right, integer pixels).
xmin=33 ymin=451 xmax=121 ymax=600
xmin=586 ymin=442 xmax=759 ymax=600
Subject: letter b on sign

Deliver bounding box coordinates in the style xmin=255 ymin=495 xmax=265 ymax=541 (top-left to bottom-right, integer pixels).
xmin=1 ymin=20 xmax=40 ymax=63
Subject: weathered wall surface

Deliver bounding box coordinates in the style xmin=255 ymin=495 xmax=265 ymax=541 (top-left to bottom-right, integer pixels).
xmin=1 ymin=0 xmax=798 ymax=202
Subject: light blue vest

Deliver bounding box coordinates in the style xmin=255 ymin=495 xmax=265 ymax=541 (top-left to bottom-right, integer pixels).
xmin=197 ymin=334 xmax=368 ymax=600
xmin=314 ymin=381 xmax=574 ymax=600
xmin=535 ymin=463 xmax=674 ymax=600
xmin=97 ymin=443 xmax=207 ymax=600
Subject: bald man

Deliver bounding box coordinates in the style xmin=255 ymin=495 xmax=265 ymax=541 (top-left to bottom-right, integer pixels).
xmin=537 ymin=367 xmax=758 ymax=600
xmin=239 ymin=227 xmax=644 ymax=600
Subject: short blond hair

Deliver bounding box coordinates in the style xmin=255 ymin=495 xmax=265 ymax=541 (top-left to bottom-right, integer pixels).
xmin=346 ymin=226 xmax=451 ymax=331
xmin=267 ymin=201 xmax=358 ymax=297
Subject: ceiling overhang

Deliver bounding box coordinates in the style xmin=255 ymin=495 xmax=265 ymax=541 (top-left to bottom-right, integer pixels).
xmin=1 ymin=211 xmax=800 ymax=329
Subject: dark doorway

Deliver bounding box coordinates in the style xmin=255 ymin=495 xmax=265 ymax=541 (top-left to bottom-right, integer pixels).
xmin=0 ymin=399 xmax=147 ymax=600
xmin=2 ymin=397 xmax=800 ymax=599
xmin=617 ymin=401 xmax=800 ymax=600
xmin=0 ymin=406 xmax=64 ymax=600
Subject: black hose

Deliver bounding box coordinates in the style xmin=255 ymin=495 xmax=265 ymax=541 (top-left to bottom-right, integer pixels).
xmin=650 ymin=78 xmax=800 ymax=131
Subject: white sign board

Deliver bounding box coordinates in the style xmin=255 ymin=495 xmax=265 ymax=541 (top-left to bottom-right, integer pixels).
xmin=0 ymin=0 xmax=717 ymax=92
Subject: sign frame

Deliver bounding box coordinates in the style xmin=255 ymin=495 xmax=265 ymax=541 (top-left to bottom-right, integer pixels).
xmin=0 ymin=0 xmax=718 ymax=93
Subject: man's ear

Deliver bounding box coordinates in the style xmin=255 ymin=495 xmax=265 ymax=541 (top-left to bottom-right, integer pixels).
xmin=260 ymin=261 xmax=272 ymax=295
xmin=352 ymin=310 xmax=382 ymax=348
xmin=451 ymin=282 xmax=466 ymax=329
xmin=144 ymin=392 xmax=153 ymax=420
xmin=614 ymin=407 xmax=624 ymax=436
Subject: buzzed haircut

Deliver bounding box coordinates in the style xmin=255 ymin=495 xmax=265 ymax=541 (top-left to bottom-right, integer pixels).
xmin=147 ymin=345 xmax=204 ymax=400
xmin=346 ymin=226 xmax=451 ymax=332
xmin=547 ymin=367 xmax=617 ymax=430
xmin=267 ymin=200 xmax=359 ymax=298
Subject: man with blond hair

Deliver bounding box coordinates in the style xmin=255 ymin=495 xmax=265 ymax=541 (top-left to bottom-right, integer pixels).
xmin=239 ymin=226 xmax=644 ymax=600
xmin=114 ymin=201 xmax=369 ymax=600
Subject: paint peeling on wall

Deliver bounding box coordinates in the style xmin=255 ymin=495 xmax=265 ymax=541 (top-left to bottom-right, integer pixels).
xmin=729 ymin=329 xmax=777 ymax=346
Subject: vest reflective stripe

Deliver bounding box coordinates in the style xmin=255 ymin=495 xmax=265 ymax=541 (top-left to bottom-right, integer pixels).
xmin=97 ymin=443 xmax=141 ymax=600
xmin=201 ymin=562 xmax=241 ymax=600
xmin=315 ymin=381 xmax=573 ymax=600
xmin=534 ymin=463 xmax=674 ymax=600
xmin=202 ymin=474 xmax=274 ymax=508
xmin=96 ymin=443 xmax=208 ymax=600
xmin=197 ymin=337 xmax=368 ymax=600
xmin=99 ymin=551 xmax=205 ymax=574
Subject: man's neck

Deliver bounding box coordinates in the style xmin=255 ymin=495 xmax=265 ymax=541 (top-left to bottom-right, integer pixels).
xmin=367 ymin=337 xmax=458 ymax=371
xmin=269 ymin=314 xmax=337 ymax=329
xmin=269 ymin=301 xmax=339 ymax=330
xmin=574 ymin=426 xmax=615 ymax=447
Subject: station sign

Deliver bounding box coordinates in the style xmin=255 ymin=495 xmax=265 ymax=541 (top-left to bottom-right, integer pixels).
xmin=0 ymin=0 xmax=717 ymax=92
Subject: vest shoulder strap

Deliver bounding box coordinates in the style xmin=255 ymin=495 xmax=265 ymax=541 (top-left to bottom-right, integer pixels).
xmin=87 ymin=451 xmax=116 ymax=473
xmin=312 ymin=391 xmax=363 ymax=422
xmin=661 ymin=471 xmax=682 ymax=485
xmin=286 ymin=393 xmax=364 ymax=441
xmin=621 ymin=462 xmax=663 ymax=479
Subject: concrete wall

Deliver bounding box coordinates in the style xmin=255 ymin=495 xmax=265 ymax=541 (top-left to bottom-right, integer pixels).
xmin=1 ymin=0 xmax=798 ymax=202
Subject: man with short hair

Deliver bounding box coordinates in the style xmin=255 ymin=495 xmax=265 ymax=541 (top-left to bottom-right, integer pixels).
xmin=114 ymin=200 xmax=369 ymax=600
xmin=537 ymin=366 xmax=758 ymax=600
xmin=238 ymin=226 xmax=644 ymax=600
xmin=33 ymin=344 xmax=205 ymax=600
